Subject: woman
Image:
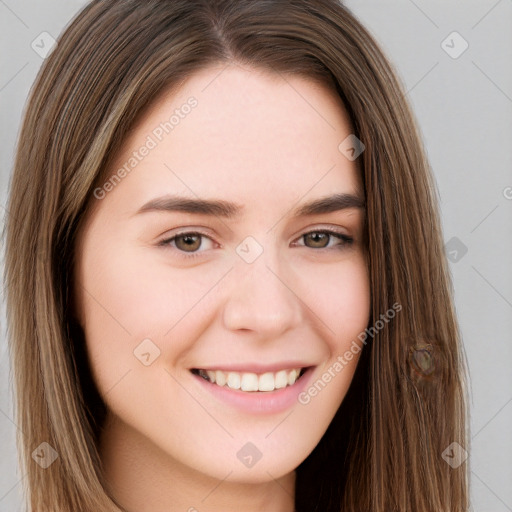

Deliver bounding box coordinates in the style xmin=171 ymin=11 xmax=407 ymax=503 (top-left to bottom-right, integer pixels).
xmin=4 ymin=0 xmax=469 ymax=510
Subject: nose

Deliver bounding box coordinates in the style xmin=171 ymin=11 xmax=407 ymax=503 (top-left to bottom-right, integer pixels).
xmin=221 ymin=247 xmax=303 ymax=338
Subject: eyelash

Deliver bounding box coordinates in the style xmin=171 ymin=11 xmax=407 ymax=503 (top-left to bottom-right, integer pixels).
xmin=158 ymin=228 xmax=354 ymax=260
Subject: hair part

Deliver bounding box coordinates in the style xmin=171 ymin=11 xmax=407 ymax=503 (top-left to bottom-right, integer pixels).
xmin=4 ymin=1 xmax=469 ymax=510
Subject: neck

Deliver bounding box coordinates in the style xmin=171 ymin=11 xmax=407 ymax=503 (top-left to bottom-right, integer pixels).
xmin=99 ymin=414 xmax=296 ymax=512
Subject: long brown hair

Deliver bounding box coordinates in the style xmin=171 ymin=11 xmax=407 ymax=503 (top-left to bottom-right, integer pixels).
xmin=4 ymin=0 xmax=470 ymax=510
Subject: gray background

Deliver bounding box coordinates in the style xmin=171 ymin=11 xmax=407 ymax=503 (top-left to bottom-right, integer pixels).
xmin=1 ymin=1 xmax=511 ymax=510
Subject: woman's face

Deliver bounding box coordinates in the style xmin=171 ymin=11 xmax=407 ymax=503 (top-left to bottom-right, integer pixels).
xmin=74 ymin=64 xmax=370 ymax=485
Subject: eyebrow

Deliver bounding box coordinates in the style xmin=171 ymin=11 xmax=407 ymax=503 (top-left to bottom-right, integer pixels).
xmin=134 ymin=192 xmax=365 ymax=218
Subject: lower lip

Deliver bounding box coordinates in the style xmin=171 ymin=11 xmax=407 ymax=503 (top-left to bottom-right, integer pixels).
xmin=191 ymin=367 xmax=315 ymax=415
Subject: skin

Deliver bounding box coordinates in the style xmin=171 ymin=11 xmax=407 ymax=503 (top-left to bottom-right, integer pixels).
xmin=74 ymin=63 xmax=370 ymax=512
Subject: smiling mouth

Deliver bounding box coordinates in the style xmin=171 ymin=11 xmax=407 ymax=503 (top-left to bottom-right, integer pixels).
xmin=191 ymin=367 xmax=308 ymax=392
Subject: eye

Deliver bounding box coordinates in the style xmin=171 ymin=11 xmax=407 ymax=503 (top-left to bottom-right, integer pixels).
xmin=158 ymin=227 xmax=353 ymax=260
xmin=158 ymin=231 xmax=215 ymax=258
xmin=295 ymin=229 xmax=353 ymax=250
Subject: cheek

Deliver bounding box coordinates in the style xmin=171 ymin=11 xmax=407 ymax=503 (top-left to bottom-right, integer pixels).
xmin=296 ymin=254 xmax=371 ymax=345
xmin=77 ymin=240 xmax=216 ymax=346
xmin=76 ymin=241 xmax=241 ymax=414
xmin=292 ymin=256 xmax=370 ymax=409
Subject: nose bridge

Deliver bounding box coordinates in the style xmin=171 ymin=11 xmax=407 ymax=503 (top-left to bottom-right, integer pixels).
xmin=222 ymin=240 xmax=303 ymax=335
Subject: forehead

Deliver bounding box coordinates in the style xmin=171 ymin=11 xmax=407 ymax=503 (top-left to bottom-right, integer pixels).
xmin=101 ymin=64 xmax=362 ymax=215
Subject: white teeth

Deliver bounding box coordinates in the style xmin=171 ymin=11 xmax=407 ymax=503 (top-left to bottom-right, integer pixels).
xmin=258 ymin=372 xmax=275 ymax=392
xmin=274 ymin=370 xmax=288 ymax=389
xmin=288 ymin=369 xmax=299 ymax=385
xmin=215 ymin=370 xmax=226 ymax=387
xmin=197 ymin=368 xmax=303 ymax=392
xmin=227 ymin=372 xmax=241 ymax=390
xmin=241 ymin=373 xmax=259 ymax=392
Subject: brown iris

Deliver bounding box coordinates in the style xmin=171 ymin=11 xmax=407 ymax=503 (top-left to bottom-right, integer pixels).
xmin=303 ymin=232 xmax=330 ymax=249
xmin=175 ymin=234 xmax=202 ymax=252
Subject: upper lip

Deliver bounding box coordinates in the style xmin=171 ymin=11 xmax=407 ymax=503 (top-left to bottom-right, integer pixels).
xmin=190 ymin=362 xmax=313 ymax=373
